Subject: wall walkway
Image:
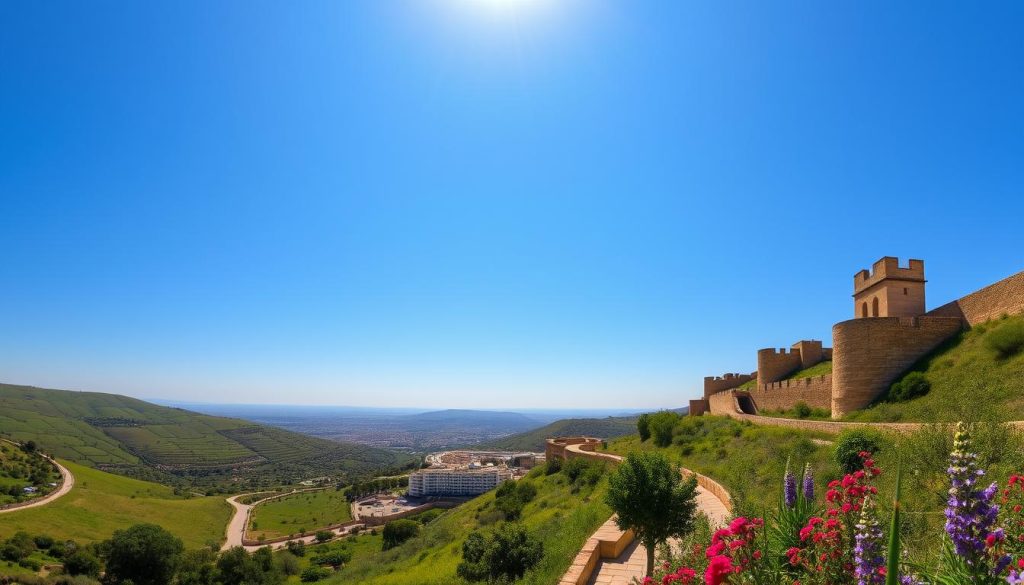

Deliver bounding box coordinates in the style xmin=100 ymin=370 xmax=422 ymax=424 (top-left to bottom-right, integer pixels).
xmin=548 ymin=438 xmax=732 ymax=585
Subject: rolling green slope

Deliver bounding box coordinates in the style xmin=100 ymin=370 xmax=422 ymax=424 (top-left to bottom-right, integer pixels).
xmin=0 ymin=461 xmax=231 ymax=548
xmin=332 ymin=465 xmax=612 ymax=585
xmin=0 ymin=383 xmax=415 ymax=488
xmin=844 ymin=313 xmax=1024 ymax=422
xmin=471 ymin=417 xmax=638 ymax=452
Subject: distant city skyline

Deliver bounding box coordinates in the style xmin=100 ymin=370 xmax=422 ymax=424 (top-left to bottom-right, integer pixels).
xmin=3 ymin=1 xmax=1023 ymax=409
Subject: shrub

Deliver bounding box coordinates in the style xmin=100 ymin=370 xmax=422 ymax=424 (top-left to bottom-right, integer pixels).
xmin=889 ymin=371 xmax=931 ymax=402
xmin=515 ymin=481 xmax=537 ymax=503
xmin=985 ymin=319 xmax=1024 ymax=359
xmin=381 ymin=520 xmax=420 ymax=550
xmin=648 ymin=411 xmax=680 ymax=448
xmin=276 ymin=551 xmax=301 ymax=576
xmin=311 ymin=549 xmax=351 ymax=568
xmin=313 ymin=531 xmax=333 ymax=544
xmin=833 ymin=428 xmax=883 ymax=473
xmin=793 ymin=402 xmax=812 ymax=419
xmin=457 ymin=524 xmax=543 ymax=583
xmin=285 ymin=540 xmax=306 ymax=557
xmin=544 ymin=457 xmax=562 ymax=475
xmin=32 ymin=535 xmax=54 ymax=550
xmin=300 ymin=566 xmax=331 ymax=582
xmin=63 ymin=552 xmax=101 ymax=578
xmin=637 ymin=413 xmax=651 ymax=442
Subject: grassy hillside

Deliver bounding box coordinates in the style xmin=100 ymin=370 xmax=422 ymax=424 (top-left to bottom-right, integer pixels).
xmin=332 ymin=464 xmax=613 ymax=584
xmin=250 ymin=488 xmax=353 ymax=540
xmin=0 ymin=441 xmax=60 ymax=506
xmin=0 ymin=461 xmax=231 ymax=548
xmin=604 ymin=415 xmax=836 ymax=512
xmin=844 ymin=313 xmax=1024 ymax=422
xmin=471 ymin=417 xmax=638 ymax=452
xmin=0 ymin=383 xmax=415 ymax=488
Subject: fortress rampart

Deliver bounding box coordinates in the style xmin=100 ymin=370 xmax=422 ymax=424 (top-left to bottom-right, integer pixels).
xmin=927 ymin=270 xmax=1024 ymax=326
xmin=831 ymin=316 xmax=963 ymax=416
xmin=695 ymin=258 xmax=1024 ymax=420
xmin=748 ymin=375 xmax=832 ymax=412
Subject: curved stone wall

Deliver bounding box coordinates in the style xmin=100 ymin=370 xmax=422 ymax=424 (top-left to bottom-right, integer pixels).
xmin=831 ymin=316 xmax=962 ymax=417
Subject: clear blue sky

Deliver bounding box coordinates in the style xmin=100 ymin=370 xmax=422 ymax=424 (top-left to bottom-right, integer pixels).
xmin=2 ymin=1 xmax=1023 ymax=409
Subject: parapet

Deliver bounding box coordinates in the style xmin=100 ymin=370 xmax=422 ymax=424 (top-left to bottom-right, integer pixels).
xmin=854 ymin=257 xmax=925 ymax=295
xmin=703 ymin=372 xmax=755 ymax=398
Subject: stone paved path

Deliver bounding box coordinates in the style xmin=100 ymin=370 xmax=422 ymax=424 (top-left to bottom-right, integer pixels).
xmin=586 ymin=484 xmax=729 ymax=585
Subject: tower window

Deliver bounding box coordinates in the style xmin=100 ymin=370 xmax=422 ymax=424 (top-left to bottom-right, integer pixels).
xmin=904 ymin=287 xmax=908 ymax=295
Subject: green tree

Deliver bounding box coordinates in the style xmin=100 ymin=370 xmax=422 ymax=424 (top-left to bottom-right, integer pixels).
xmin=605 ymin=452 xmax=699 ymax=577
xmin=313 ymin=530 xmax=333 ymax=544
xmin=176 ymin=549 xmax=217 ymax=585
xmin=63 ymin=551 xmax=101 ymax=578
xmin=637 ymin=413 xmax=651 ymax=442
xmin=299 ymin=566 xmax=330 ymax=583
xmin=381 ymin=519 xmax=420 ymax=550
xmin=216 ymin=546 xmax=281 ymax=585
xmin=647 ymin=411 xmax=679 ymax=448
xmin=457 ymin=523 xmax=543 ymax=583
xmin=102 ymin=524 xmax=184 ymax=585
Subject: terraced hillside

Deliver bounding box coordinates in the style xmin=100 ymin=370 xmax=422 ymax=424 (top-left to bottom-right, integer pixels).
xmin=0 ymin=384 xmax=416 ymax=488
xmin=471 ymin=416 xmax=638 ymax=452
xmin=844 ymin=313 xmax=1024 ymax=422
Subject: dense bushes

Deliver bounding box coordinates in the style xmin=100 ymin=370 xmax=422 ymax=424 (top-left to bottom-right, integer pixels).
xmin=833 ymin=428 xmax=884 ymax=473
xmin=985 ymin=318 xmax=1024 ymax=359
xmin=381 ymin=519 xmax=420 ymax=550
xmin=643 ymin=411 xmax=681 ymax=447
xmin=457 ymin=523 xmax=543 ymax=583
xmin=889 ymin=371 xmax=931 ymax=402
xmin=493 ymin=479 xmax=538 ymax=520
xmin=299 ymin=566 xmax=330 ymax=583
xmin=102 ymin=524 xmax=183 ymax=585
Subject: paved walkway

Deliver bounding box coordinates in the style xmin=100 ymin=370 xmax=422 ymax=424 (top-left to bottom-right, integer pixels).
xmin=585 ymin=484 xmax=729 ymax=585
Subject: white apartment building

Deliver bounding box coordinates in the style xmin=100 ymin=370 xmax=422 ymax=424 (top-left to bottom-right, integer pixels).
xmin=408 ymin=466 xmax=512 ymax=497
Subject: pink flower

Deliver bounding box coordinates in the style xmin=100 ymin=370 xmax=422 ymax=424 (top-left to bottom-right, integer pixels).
xmin=704 ymin=555 xmax=734 ymax=585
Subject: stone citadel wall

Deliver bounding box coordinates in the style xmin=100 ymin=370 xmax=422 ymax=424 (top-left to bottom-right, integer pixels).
xmin=928 ymin=270 xmax=1024 ymax=326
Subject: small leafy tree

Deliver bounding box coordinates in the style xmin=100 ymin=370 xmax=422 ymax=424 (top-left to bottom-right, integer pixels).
xmin=314 ymin=530 xmax=333 ymax=544
xmin=605 ymin=451 xmax=698 ymax=577
xmin=637 ymin=413 xmax=651 ymax=442
xmin=102 ymin=523 xmax=183 ymax=585
xmin=834 ymin=428 xmax=883 ymax=473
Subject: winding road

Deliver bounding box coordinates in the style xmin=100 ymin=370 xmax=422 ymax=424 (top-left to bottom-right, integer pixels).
xmin=0 ymin=456 xmax=75 ymax=514
xmin=222 ymin=490 xmax=363 ymax=552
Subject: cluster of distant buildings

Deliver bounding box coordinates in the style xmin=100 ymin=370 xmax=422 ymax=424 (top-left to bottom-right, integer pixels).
xmin=407 ymin=451 xmax=542 ymax=497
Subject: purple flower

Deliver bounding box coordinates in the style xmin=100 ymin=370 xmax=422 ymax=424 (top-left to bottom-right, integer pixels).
xmin=854 ymin=496 xmax=885 ymax=585
xmin=945 ymin=422 xmax=1011 ymax=575
xmin=784 ymin=461 xmax=797 ymax=508
xmin=802 ymin=462 xmax=814 ymax=502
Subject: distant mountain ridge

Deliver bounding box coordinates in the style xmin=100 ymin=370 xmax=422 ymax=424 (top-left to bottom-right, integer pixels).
xmin=470 ymin=416 xmax=641 ymax=452
xmin=0 ymin=383 xmax=414 ymax=488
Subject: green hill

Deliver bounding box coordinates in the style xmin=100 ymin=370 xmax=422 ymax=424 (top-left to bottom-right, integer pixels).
xmin=331 ymin=463 xmax=613 ymax=585
xmin=844 ymin=313 xmax=1024 ymax=422
xmin=0 ymin=383 xmax=415 ymax=488
xmin=0 ymin=441 xmax=60 ymax=506
xmin=0 ymin=460 xmax=230 ymax=548
xmin=471 ymin=416 xmax=639 ymax=452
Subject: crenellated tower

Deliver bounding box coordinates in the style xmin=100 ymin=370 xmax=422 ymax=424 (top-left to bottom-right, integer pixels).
xmin=853 ymin=257 xmax=926 ymax=318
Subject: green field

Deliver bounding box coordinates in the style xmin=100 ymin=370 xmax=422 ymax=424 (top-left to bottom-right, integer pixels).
xmin=331 ymin=466 xmax=613 ymax=584
xmin=0 ymin=461 xmax=232 ymax=548
xmin=250 ymin=488 xmax=353 ymax=540
xmin=0 ymin=383 xmax=415 ymax=488
xmin=844 ymin=313 xmax=1024 ymax=422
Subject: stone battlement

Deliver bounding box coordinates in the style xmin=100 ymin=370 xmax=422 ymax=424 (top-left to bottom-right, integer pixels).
xmin=853 ymin=257 xmax=925 ymax=294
